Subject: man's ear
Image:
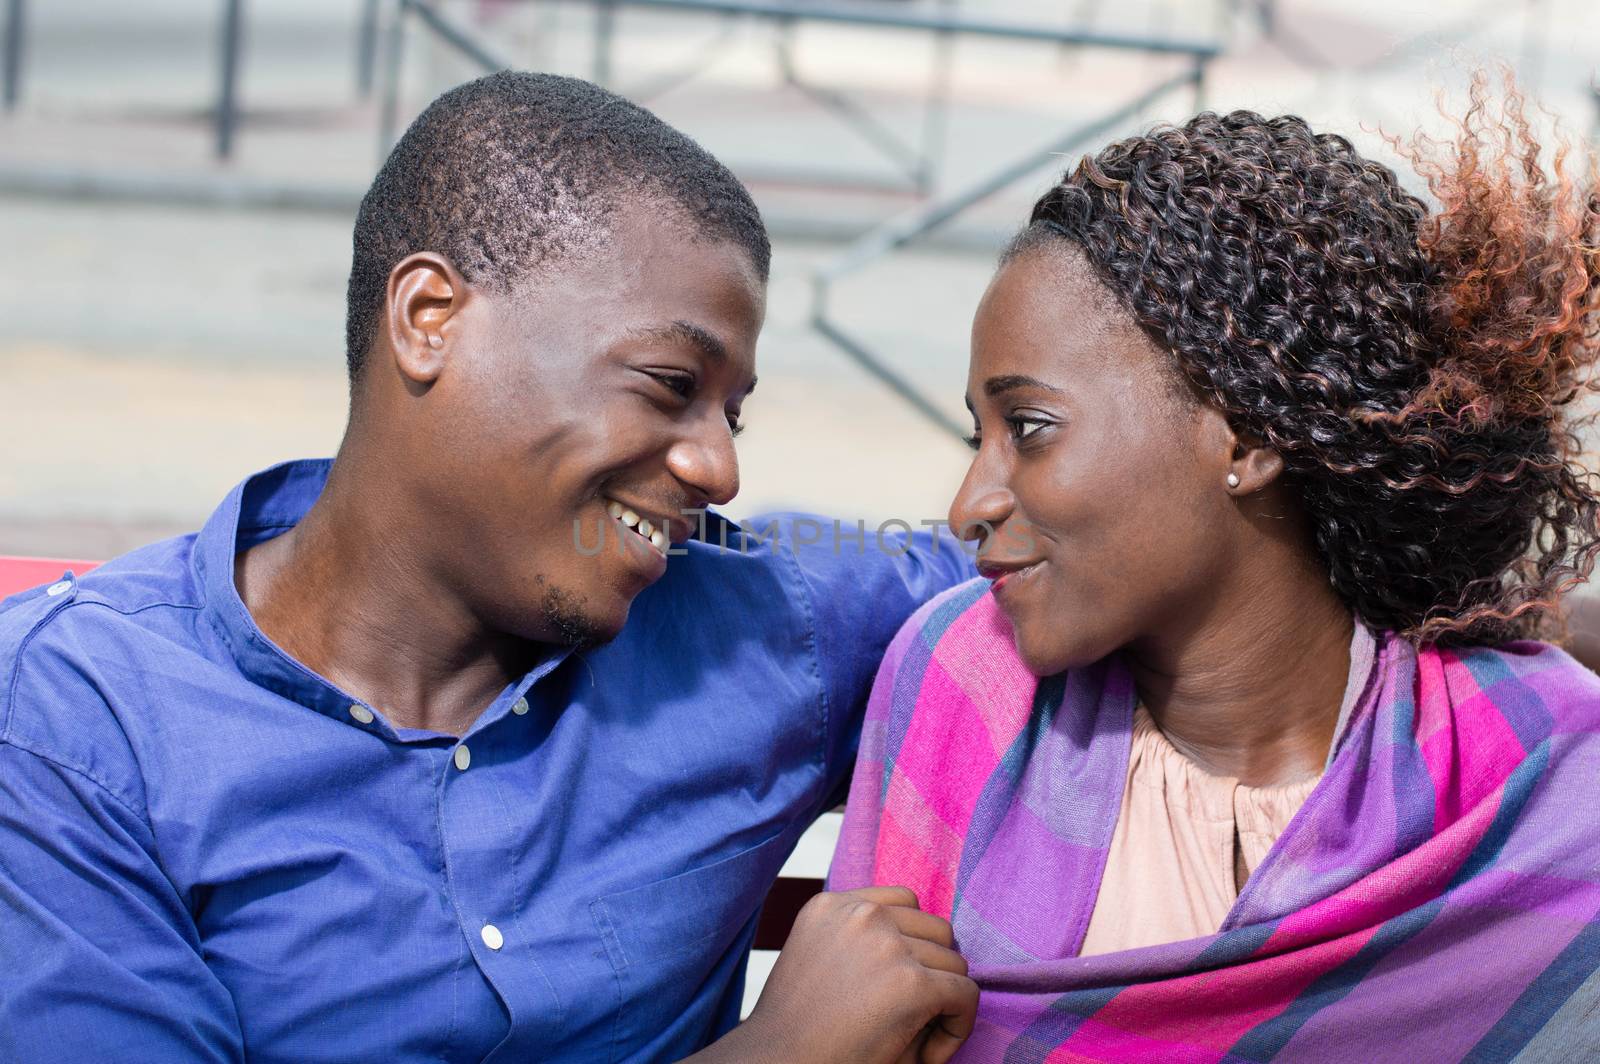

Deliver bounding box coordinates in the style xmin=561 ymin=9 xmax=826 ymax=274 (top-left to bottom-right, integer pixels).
xmin=384 ymin=252 xmax=467 ymax=388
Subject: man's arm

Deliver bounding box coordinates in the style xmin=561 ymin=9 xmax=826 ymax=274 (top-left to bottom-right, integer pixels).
xmin=684 ymin=887 xmax=977 ymax=1064
xmin=0 ymin=741 xmax=245 ymax=1063
xmin=775 ymin=516 xmax=978 ymax=800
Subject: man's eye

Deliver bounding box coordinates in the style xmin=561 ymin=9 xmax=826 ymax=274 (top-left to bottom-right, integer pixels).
xmin=650 ymin=371 xmax=695 ymax=399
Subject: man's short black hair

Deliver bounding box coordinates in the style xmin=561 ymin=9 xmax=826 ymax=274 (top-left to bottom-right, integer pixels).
xmin=344 ymin=71 xmax=771 ymax=378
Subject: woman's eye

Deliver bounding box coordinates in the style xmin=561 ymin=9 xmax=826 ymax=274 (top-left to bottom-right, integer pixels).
xmin=727 ymin=417 xmax=746 ymax=438
xmin=963 ymin=432 xmax=982 ymax=451
xmin=1008 ymin=417 xmax=1049 ymax=441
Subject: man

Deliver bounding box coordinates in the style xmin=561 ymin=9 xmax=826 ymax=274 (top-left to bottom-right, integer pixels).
xmin=0 ymin=74 xmax=976 ymax=1062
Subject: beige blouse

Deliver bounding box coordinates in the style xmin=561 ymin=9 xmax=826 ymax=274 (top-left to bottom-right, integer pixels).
xmin=1078 ymin=625 xmax=1375 ymax=957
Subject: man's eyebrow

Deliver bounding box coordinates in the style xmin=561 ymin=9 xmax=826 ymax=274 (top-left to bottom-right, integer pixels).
xmin=984 ymin=374 xmax=1064 ymax=397
xmin=635 ymin=320 xmax=729 ymax=365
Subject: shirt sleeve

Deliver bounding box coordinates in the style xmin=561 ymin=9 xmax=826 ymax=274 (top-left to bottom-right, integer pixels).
xmin=0 ymin=739 xmax=245 ymax=1063
xmin=768 ymin=514 xmax=978 ymax=806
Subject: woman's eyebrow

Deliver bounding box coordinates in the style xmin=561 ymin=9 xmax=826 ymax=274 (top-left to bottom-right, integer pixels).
xmin=984 ymin=374 xmax=1064 ymax=397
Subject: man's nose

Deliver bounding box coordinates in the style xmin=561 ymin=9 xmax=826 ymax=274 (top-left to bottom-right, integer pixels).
xmin=665 ymin=420 xmax=740 ymax=508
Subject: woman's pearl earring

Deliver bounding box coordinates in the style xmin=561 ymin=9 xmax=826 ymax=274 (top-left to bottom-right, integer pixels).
xmin=1226 ymin=473 xmax=1241 ymax=489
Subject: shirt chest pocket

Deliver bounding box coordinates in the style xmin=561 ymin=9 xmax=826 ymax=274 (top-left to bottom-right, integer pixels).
xmin=589 ymin=829 xmax=793 ymax=1062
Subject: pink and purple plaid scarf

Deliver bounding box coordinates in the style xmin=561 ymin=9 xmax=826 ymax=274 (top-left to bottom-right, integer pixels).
xmin=830 ymin=579 xmax=1600 ymax=1061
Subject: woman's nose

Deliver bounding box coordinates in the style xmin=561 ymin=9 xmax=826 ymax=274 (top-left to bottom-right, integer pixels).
xmin=949 ymin=464 xmax=1015 ymax=545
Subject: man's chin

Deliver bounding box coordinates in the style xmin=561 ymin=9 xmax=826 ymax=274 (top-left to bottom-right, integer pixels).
xmin=538 ymin=588 xmax=623 ymax=650
xmin=552 ymin=616 xmax=622 ymax=652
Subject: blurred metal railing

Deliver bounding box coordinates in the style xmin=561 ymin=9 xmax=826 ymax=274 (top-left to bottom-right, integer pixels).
xmin=1 ymin=0 xmax=253 ymax=156
xmin=2 ymin=0 xmax=385 ymax=160
xmin=2 ymin=0 xmax=23 ymax=111
xmin=811 ymin=59 xmax=1209 ymax=438
xmin=383 ymin=0 xmax=1219 ymax=438
xmin=593 ymin=0 xmax=959 ymax=195
xmin=378 ymin=0 xmax=958 ymax=195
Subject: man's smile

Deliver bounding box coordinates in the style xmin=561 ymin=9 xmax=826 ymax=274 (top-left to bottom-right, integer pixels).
xmin=605 ymin=497 xmax=670 ymax=555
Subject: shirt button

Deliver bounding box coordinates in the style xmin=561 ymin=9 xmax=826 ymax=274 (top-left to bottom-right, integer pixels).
xmin=453 ymin=745 xmax=471 ymax=771
xmin=481 ymin=924 xmax=504 ymax=950
xmin=46 ymin=581 xmax=71 ymax=597
xmin=511 ymin=697 xmax=529 ymax=716
xmin=348 ymin=704 xmax=374 ymax=725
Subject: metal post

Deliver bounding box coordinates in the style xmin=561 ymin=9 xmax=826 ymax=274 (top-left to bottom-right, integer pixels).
xmin=593 ymin=0 xmax=616 ymax=86
xmin=216 ymin=0 xmax=245 ymax=160
xmin=377 ymin=0 xmax=407 ymax=160
xmin=811 ymin=63 xmax=1205 ymax=440
xmin=407 ymin=1 xmax=512 ymax=70
xmin=1257 ymin=0 xmax=1276 ymax=37
xmin=3 ymin=0 xmax=24 ymax=111
xmin=775 ymin=19 xmax=934 ymax=192
xmin=914 ymin=0 xmax=956 ymax=196
xmin=356 ymin=0 xmax=382 ymax=97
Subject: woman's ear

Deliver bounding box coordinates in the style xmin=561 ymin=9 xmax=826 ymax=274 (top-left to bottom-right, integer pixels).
xmin=1226 ymin=434 xmax=1285 ymax=495
xmin=384 ymin=252 xmax=466 ymax=388
xmin=1197 ymin=403 xmax=1284 ymax=495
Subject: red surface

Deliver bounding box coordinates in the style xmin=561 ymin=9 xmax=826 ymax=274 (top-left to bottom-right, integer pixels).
xmin=0 ymin=556 xmax=101 ymax=598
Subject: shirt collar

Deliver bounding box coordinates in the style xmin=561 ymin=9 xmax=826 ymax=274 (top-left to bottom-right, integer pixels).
xmin=192 ymin=458 xmax=573 ymax=740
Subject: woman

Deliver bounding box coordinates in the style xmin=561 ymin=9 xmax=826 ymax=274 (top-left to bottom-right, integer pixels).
xmin=830 ymin=81 xmax=1600 ymax=1061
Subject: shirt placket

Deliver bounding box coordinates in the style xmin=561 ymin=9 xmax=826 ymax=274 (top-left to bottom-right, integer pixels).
xmin=437 ymin=689 xmax=565 ymax=1060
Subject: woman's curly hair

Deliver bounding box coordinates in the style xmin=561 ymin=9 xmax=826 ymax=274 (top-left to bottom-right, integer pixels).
xmin=1016 ymin=75 xmax=1600 ymax=645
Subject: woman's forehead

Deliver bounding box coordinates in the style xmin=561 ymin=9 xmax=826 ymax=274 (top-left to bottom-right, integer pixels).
xmin=973 ymin=248 xmax=1168 ymax=393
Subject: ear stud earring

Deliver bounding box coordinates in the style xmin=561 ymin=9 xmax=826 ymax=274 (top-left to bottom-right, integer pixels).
xmin=1226 ymin=473 xmax=1241 ymax=489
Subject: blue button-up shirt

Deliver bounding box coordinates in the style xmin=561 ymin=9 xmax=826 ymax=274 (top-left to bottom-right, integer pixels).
xmin=0 ymin=460 xmax=972 ymax=1063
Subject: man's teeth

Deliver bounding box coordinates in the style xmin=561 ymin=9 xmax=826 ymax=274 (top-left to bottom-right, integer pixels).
xmin=604 ymin=498 xmax=669 ymax=556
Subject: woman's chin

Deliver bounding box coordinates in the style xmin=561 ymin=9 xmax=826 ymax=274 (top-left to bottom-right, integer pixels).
xmin=1011 ymin=621 xmax=1120 ymax=677
xmin=1014 ymin=632 xmax=1081 ymax=678
xmin=994 ymin=578 xmax=1120 ymax=675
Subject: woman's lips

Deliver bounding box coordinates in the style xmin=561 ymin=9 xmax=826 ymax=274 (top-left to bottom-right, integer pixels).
xmin=980 ymin=560 xmax=1043 ymax=595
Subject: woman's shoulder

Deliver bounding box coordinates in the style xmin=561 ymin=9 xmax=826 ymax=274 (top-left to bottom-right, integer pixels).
xmin=1445 ymin=637 xmax=1599 ymax=680
xmin=1428 ymin=637 xmax=1600 ymax=730
xmin=879 ymin=577 xmax=1030 ymax=681
xmin=894 ymin=577 xmax=997 ymax=648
